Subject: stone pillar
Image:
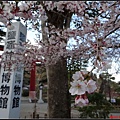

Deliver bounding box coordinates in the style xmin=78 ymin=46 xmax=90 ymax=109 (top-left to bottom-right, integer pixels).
xmin=0 ymin=22 xmax=27 ymax=118
xmin=37 ymin=83 xmax=44 ymax=103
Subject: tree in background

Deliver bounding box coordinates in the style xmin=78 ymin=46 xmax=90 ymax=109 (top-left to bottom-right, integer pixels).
xmin=0 ymin=1 xmax=120 ymax=118
xmin=99 ymin=72 xmax=115 ymax=100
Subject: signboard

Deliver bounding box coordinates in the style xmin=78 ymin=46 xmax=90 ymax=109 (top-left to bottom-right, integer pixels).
xmin=0 ymin=22 xmax=27 ymax=118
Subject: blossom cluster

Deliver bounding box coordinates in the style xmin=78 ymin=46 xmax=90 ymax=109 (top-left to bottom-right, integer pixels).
xmin=69 ymin=71 xmax=97 ymax=107
xmin=0 ymin=1 xmax=119 ymax=72
xmin=0 ymin=1 xmax=119 ymax=108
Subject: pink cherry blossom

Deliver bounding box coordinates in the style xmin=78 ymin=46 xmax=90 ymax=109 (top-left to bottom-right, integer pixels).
xmin=72 ymin=71 xmax=84 ymax=81
xmin=86 ymin=80 xmax=97 ymax=93
xmin=0 ymin=1 xmax=119 ymax=108
xmin=69 ymin=80 xmax=87 ymax=95
xmin=75 ymin=95 xmax=89 ymax=107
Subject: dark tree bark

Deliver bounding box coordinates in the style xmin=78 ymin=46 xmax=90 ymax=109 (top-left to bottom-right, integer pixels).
xmin=43 ymin=9 xmax=72 ymax=118
xmin=46 ymin=58 xmax=71 ymax=118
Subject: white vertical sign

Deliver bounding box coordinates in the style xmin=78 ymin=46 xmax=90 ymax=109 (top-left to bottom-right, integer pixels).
xmin=0 ymin=22 xmax=27 ymax=118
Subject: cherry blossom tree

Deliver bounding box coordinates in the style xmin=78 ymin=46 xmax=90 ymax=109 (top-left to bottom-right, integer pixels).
xmin=0 ymin=1 xmax=120 ymax=118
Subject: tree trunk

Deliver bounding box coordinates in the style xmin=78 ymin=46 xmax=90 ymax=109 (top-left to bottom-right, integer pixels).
xmin=41 ymin=9 xmax=72 ymax=118
xmin=46 ymin=57 xmax=71 ymax=118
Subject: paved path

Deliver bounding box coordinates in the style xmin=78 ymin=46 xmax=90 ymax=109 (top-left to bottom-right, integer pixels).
xmin=20 ymin=97 xmax=80 ymax=118
xmin=20 ymin=102 xmax=48 ymax=118
xmin=20 ymin=97 xmax=120 ymax=119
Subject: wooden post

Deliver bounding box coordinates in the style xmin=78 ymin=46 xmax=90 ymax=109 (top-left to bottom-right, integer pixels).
xmin=29 ymin=61 xmax=36 ymax=102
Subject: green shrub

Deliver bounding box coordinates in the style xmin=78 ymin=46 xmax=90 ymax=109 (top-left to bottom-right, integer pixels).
xmin=78 ymin=92 xmax=113 ymax=119
xmin=22 ymin=89 xmax=29 ymax=97
xmin=114 ymin=98 xmax=120 ymax=105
